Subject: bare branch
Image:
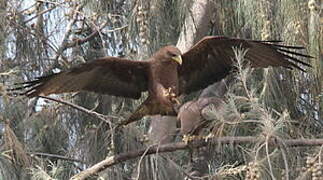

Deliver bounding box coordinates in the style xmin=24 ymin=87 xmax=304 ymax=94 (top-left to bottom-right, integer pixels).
xmin=70 ymin=136 xmax=323 ymax=180
xmin=38 ymin=96 xmax=116 ymax=125
xmin=65 ymin=23 xmax=127 ymax=49
xmin=53 ymin=3 xmax=84 ymax=61
xmin=28 ymin=152 xmax=84 ymax=163
xmin=24 ymin=5 xmax=57 ymax=24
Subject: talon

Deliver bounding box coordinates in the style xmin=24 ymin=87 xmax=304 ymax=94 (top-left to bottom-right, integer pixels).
xmin=163 ymin=87 xmax=173 ymax=97
xmin=182 ymin=135 xmax=197 ymax=144
xmin=167 ymin=87 xmax=172 ymax=94
xmin=163 ymin=87 xmax=180 ymax=105
xmin=163 ymin=88 xmax=170 ymax=97
xmin=171 ymin=97 xmax=181 ymax=105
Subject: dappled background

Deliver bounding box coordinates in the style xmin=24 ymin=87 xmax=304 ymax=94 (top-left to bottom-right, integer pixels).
xmin=0 ymin=0 xmax=321 ymax=179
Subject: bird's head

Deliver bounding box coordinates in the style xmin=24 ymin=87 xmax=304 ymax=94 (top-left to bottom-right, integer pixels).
xmin=154 ymin=46 xmax=182 ymax=65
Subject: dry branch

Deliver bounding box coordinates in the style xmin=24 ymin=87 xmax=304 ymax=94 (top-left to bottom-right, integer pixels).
xmin=54 ymin=3 xmax=84 ymax=61
xmin=65 ymin=22 xmax=111 ymax=48
xmin=24 ymin=5 xmax=57 ymax=24
xmin=29 ymin=152 xmax=84 ymax=163
xmin=70 ymin=136 xmax=323 ymax=180
xmin=38 ymin=96 xmax=116 ymax=125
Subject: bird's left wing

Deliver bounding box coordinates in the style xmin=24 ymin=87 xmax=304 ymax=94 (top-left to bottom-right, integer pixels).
xmin=178 ymin=36 xmax=312 ymax=95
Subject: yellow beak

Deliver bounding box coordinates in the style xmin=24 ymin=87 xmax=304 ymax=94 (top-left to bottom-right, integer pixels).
xmin=172 ymin=55 xmax=182 ymax=65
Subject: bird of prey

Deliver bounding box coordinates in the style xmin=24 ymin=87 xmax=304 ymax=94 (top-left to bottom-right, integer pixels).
xmin=11 ymin=36 xmax=311 ymax=124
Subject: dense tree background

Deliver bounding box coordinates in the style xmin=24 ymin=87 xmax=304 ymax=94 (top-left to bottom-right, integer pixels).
xmin=0 ymin=0 xmax=321 ymax=179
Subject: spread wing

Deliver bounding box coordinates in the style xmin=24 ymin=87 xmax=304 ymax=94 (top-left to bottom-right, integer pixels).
xmin=12 ymin=57 xmax=150 ymax=99
xmin=178 ymin=36 xmax=312 ymax=94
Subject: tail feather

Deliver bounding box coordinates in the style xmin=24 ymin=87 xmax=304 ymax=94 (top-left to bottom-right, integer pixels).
xmin=117 ymin=100 xmax=151 ymax=127
xmin=115 ymin=97 xmax=178 ymax=128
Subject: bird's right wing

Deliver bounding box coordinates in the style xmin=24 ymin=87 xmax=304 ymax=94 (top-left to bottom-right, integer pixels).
xmin=11 ymin=57 xmax=150 ymax=99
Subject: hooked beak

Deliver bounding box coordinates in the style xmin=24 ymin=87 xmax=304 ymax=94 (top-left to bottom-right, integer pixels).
xmin=171 ymin=55 xmax=182 ymax=65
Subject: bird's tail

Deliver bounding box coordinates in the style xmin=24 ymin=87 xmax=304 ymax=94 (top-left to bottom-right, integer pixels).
xmin=116 ymin=100 xmax=151 ymax=127
xmin=115 ymin=97 xmax=178 ymax=128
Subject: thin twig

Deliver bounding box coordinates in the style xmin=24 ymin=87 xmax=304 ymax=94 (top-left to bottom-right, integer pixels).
xmin=38 ymin=96 xmax=116 ymax=125
xmin=265 ymin=137 xmax=276 ymax=180
xmin=36 ymin=0 xmax=70 ymax=7
xmin=135 ymin=144 xmax=155 ymax=180
xmin=28 ymin=152 xmax=84 ymax=163
xmin=161 ymin=155 xmax=198 ymax=179
xmin=65 ymin=21 xmax=108 ymax=48
xmin=277 ymin=138 xmax=290 ymax=180
xmin=54 ymin=3 xmax=84 ymax=61
xmin=64 ymin=23 xmax=127 ymax=49
xmin=24 ymin=5 xmax=57 ymax=24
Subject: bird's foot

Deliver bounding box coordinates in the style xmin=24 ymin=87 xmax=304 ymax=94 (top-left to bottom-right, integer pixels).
xmin=170 ymin=97 xmax=181 ymax=105
xmin=163 ymin=87 xmax=172 ymax=97
xmin=163 ymin=87 xmax=180 ymax=105
xmin=182 ymin=134 xmax=203 ymax=144
xmin=183 ymin=135 xmax=195 ymax=144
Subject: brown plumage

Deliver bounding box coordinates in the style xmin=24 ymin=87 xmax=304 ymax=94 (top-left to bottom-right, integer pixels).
xmin=11 ymin=36 xmax=312 ymax=123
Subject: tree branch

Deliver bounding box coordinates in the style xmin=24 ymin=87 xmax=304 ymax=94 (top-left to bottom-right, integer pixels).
xmin=28 ymin=152 xmax=84 ymax=163
xmin=70 ymin=136 xmax=323 ymax=180
xmin=38 ymin=96 xmax=117 ymax=125
xmin=53 ymin=3 xmax=84 ymax=61
xmin=24 ymin=5 xmax=57 ymax=24
xmin=64 ymin=23 xmax=128 ymax=49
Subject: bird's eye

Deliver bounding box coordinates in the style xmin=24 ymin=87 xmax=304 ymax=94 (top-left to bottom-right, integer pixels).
xmin=168 ymin=52 xmax=177 ymax=57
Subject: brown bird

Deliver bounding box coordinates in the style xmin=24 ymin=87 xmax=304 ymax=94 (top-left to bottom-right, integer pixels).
xmin=11 ymin=36 xmax=311 ymax=125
